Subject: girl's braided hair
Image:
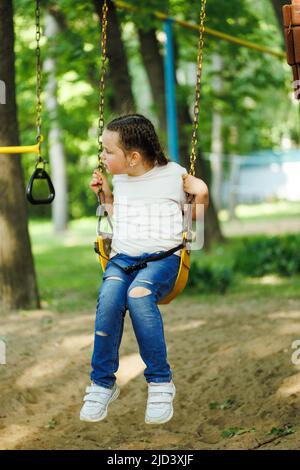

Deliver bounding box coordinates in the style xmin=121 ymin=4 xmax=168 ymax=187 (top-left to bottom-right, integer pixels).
xmin=106 ymin=114 xmax=169 ymax=167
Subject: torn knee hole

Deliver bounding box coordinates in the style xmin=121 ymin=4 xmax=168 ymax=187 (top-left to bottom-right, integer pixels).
xmin=96 ymin=331 xmax=109 ymax=337
xmin=106 ymin=276 xmax=123 ymax=282
xmin=128 ymin=286 xmax=152 ymax=298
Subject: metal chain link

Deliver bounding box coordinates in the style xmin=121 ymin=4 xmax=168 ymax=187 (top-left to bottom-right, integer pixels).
xmin=190 ymin=0 xmax=206 ymax=177
xmin=97 ymin=0 xmax=109 ymax=172
xmin=35 ymin=0 xmax=42 ymax=155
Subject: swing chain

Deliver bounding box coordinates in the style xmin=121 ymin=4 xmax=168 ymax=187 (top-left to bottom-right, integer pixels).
xmin=190 ymin=0 xmax=206 ymax=177
xmin=97 ymin=0 xmax=109 ymax=172
xmin=35 ymin=0 xmax=42 ymax=148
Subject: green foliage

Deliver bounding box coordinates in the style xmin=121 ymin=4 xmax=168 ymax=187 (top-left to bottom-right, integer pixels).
xmin=233 ymin=235 xmax=300 ymax=277
xmin=221 ymin=427 xmax=256 ymax=438
xmin=186 ymin=229 xmax=300 ymax=296
xmin=12 ymin=0 xmax=296 ymax=220
xmin=188 ymin=261 xmax=234 ymax=294
xmin=30 ymin=218 xmax=100 ymax=312
xmin=268 ymin=426 xmax=295 ymax=436
xmin=119 ymin=0 xmax=168 ymax=32
xmin=45 ymin=419 xmax=57 ymax=429
xmin=209 ymin=399 xmax=236 ymax=410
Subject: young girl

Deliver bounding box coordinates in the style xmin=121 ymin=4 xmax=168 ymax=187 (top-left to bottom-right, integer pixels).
xmin=80 ymin=114 xmax=208 ymax=425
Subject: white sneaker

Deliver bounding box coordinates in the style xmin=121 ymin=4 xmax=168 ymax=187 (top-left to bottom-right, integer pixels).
xmin=145 ymin=382 xmax=176 ymax=424
xmin=80 ymin=383 xmax=120 ymax=422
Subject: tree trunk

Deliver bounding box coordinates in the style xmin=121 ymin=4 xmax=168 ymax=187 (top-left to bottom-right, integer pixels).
xmin=228 ymin=155 xmax=240 ymax=220
xmin=0 ymin=0 xmax=40 ymax=312
xmin=271 ymin=0 xmax=286 ymax=31
xmin=196 ymin=148 xmax=224 ymax=247
xmin=171 ymin=76 xmax=224 ymax=247
xmin=173 ymin=40 xmax=224 ymax=247
xmin=0 ymin=79 xmax=5 ymax=104
xmin=44 ymin=11 xmax=68 ymax=233
xmin=136 ymin=28 xmax=167 ymax=135
xmin=93 ymin=0 xmax=136 ymax=114
xmin=210 ymin=54 xmax=224 ymax=211
xmin=210 ymin=112 xmax=223 ymax=209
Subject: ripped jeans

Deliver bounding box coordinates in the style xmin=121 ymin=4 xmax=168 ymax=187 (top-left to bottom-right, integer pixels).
xmin=90 ymin=252 xmax=181 ymax=389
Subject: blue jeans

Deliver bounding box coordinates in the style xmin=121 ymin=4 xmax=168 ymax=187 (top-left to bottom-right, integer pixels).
xmin=90 ymin=252 xmax=181 ymax=389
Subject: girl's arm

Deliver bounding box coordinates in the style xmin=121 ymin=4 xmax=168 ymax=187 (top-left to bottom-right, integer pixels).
xmin=182 ymin=174 xmax=209 ymax=220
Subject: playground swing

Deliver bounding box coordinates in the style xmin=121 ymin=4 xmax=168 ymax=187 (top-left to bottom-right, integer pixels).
xmin=94 ymin=0 xmax=207 ymax=305
xmin=0 ymin=0 xmax=55 ymax=205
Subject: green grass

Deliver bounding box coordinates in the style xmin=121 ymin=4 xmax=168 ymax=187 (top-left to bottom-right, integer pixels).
xmin=29 ymin=217 xmax=300 ymax=313
xmin=30 ymin=218 xmax=100 ymax=312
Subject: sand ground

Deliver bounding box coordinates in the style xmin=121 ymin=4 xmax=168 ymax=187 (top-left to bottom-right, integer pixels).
xmin=1 ymin=292 xmax=300 ymax=450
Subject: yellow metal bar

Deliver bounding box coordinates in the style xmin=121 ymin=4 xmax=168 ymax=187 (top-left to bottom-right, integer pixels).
xmin=0 ymin=143 xmax=40 ymax=154
xmin=0 ymin=136 xmax=43 ymax=155
xmin=113 ymin=0 xmax=285 ymax=60
xmin=204 ymin=26 xmax=286 ymax=59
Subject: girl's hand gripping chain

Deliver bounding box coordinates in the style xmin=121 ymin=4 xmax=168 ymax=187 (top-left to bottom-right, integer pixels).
xmin=182 ymin=174 xmax=209 ymax=220
xmin=90 ymin=170 xmax=113 ymax=203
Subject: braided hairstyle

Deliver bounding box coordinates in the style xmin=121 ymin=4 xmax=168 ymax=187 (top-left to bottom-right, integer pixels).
xmin=106 ymin=114 xmax=169 ymax=167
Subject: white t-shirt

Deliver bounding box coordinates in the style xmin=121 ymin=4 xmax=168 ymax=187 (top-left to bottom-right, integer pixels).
xmin=110 ymin=161 xmax=188 ymax=257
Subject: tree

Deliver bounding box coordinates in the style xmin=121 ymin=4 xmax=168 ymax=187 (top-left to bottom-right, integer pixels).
xmin=210 ymin=53 xmax=224 ymax=212
xmin=0 ymin=0 xmax=40 ymax=312
xmin=44 ymin=9 xmax=68 ymax=233
xmin=136 ymin=27 xmax=167 ymax=136
xmin=93 ymin=0 xmax=136 ymax=115
xmin=271 ymin=0 xmax=286 ymax=30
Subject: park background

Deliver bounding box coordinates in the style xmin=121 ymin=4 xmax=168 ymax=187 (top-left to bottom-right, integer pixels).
xmin=1 ymin=0 xmax=300 ymax=450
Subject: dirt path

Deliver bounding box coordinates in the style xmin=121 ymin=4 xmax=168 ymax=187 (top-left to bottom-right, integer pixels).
xmin=1 ymin=294 xmax=300 ymax=450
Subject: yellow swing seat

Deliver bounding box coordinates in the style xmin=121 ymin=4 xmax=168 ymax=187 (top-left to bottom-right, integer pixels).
xmin=95 ymin=232 xmax=191 ymax=305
